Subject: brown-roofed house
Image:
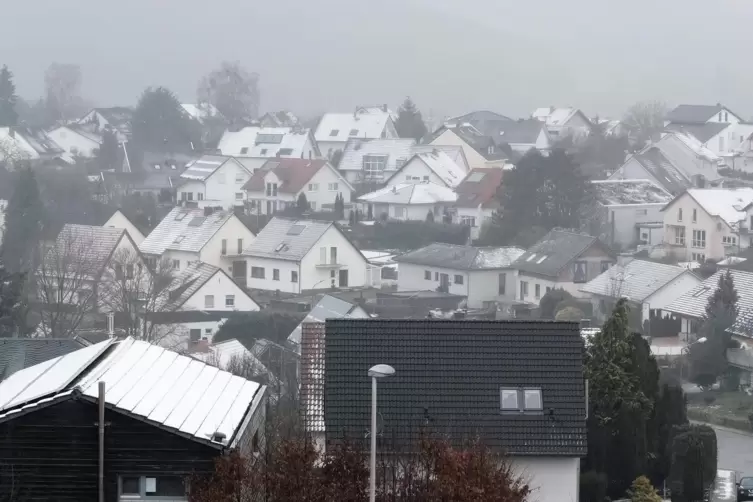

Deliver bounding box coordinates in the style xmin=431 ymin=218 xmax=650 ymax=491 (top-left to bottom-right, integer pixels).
xmin=454 ymin=168 xmax=504 ymax=239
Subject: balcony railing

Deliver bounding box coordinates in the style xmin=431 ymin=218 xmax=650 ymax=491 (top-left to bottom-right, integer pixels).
xmin=727 ymin=348 xmax=753 ymax=370
xmin=315 ymin=261 xmax=343 ymax=269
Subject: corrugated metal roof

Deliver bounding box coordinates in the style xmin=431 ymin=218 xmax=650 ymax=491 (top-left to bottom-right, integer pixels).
xmin=0 ymin=338 xmax=264 ymax=446
xmin=581 ymin=259 xmax=694 ymax=302
xmin=241 ymin=217 xmax=333 ymax=261
xmin=395 ymin=243 xmax=525 ymax=270
xmin=666 ymin=269 xmax=753 ymax=319
xmin=139 ymin=207 xmax=235 ymax=255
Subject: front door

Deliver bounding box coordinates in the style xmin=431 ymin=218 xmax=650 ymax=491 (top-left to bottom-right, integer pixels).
xmin=232 ymin=261 xmax=247 ymax=288
xmin=439 ymin=273 xmax=449 ymax=291
xmin=338 ymin=269 xmax=349 ymax=287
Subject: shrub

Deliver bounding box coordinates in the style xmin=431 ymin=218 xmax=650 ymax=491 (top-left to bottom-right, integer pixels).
xmin=580 ymin=470 xmax=608 ymax=502
xmin=668 ymin=424 xmax=717 ymax=500
xmin=539 ymin=288 xmax=574 ymax=319
xmin=628 ymin=475 xmax=662 ymax=502
xmin=555 ymin=306 xmax=585 ymax=321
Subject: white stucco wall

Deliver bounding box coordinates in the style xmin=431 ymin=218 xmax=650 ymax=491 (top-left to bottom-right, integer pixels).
xmin=181 ymin=271 xmax=259 ymax=311
xmin=606 ymin=203 xmax=666 ymax=248
xmin=246 ymin=256 xmax=301 ymax=293
xmin=645 ymin=272 xmax=701 ymax=311
xmin=299 ymin=226 xmax=374 ymax=289
xmin=456 ymin=205 xmax=493 ymax=240
xmin=609 ymin=157 xmax=664 ymax=189
xmin=512 ymin=456 xmax=579 ymax=502
xmin=199 ymin=215 xmax=256 ymax=270
xmin=430 ymin=129 xmax=488 ymax=170
xmin=299 ymin=164 xmax=353 ymax=210
xmin=387 ymin=157 xmax=448 ymax=187
xmin=103 ymin=210 xmax=145 ymax=245
xmin=160 ymin=250 xmax=201 ymax=272
xmin=47 ymin=127 xmax=100 ymax=158
xmin=179 ymin=159 xmax=250 ymax=209
xmin=705 ymin=107 xmax=742 ymax=124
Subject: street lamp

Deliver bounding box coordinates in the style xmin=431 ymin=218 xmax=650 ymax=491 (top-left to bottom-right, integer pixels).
xmin=368 ymin=364 xmax=395 ymax=502
xmin=681 ymin=337 xmax=707 ymax=382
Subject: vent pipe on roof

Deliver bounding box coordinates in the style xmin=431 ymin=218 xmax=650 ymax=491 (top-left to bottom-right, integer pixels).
xmin=107 ymin=312 xmax=114 ymax=336
xmin=212 ymin=431 xmax=227 ymax=443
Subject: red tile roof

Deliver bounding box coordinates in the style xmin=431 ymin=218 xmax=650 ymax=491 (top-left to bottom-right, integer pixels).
xmin=454 ymin=168 xmax=504 ymax=208
xmin=242 ymin=158 xmax=329 ymax=194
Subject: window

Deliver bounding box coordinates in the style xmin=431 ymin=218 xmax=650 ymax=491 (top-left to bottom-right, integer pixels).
xmin=197 ymin=192 xmax=204 ymax=201
xmin=205 ymin=295 xmax=214 ymax=308
xmin=115 ymin=264 xmax=123 ymax=280
xmin=454 ymin=274 xmax=464 ymax=285
xmin=573 ymin=260 xmax=587 ymax=284
xmin=535 ymin=284 xmax=541 ymax=299
xmin=600 ymin=261 xmax=611 ymax=273
xmin=225 ymin=295 xmax=235 ymax=307
xmin=205 ymin=328 xmax=212 ymax=335
xmin=172 ymin=259 xmax=180 ymax=270
xmin=278 ymin=148 xmax=294 ymax=156
xmin=725 ymin=112 xmax=729 ymax=121
xmin=330 ymin=270 xmax=336 ymax=278
xmin=329 ymin=129 xmax=339 ymax=137
xmin=310 ymin=201 xmax=316 ymax=210
xmin=221 ymin=239 xmax=227 ymax=255
xmin=500 ymin=387 xmax=543 ymax=412
xmin=237 ymin=238 xmax=243 ymax=254
xmin=691 ymin=208 xmax=697 ymax=223
xmin=723 ymin=235 xmax=737 ymax=245
xmin=520 ymin=280 xmax=529 ymax=298
xmin=260 ymin=148 xmax=268 ymax=155
xmin=291 ymin=271 xmax=298 ymax=283
xmin=674 ymin=226 xmax=686 ymax=245
xmin=251 ymin=267 xmax=265 ymax=278
xmin=435 ymin=272 xmax=439 ymax=281
xmin=190 ymin=329 xmax=201 ymax=342
xmin=500 ymin=389 xmax=518 ymax=410
xmin=692 ymin=252 xmax=706 ymax=262
xmin=692 ymin=229 xmax=706 ymax=248
xmin=405 ymin=175 xmax=411 ymax=181
xmin=308 ymin=183 xmax=319 ymax=191
xmin=719 ymin=136 xmax=725 ymax=152
xmin=240 ymin=147 xmax=249 ymax=154
xmin=498 ymin=273 xmax=506 ymax=295
xmin=524 ymin=389 xmax=543 ymax=410
xmin=126 ymin=264 xmax=134 ymax=279
xmin=330 ymin=246 xmax=337 ymax=264
xmin=266 ymin=182 xmax=278 ymax=196
xmin=186 ymin=192 xmax=194 ymax=201
xmin=328 ymin=182 xmax=338 ymax=191
xmin=678 ymin=208 xmax=683 ymax=222
xmin=235 ymin=192 xmax=244 ymax=200
xmin=546 ymin=286 xmax=552 ymax=293
xmin=393 ymin=206 xmax=406 ymax=219
xmin=425 ymin=270 xmax=431 ymax=280
xmin=119 ymin=476 xmax=186 ymax=498
xmin=235 ymin=173 xmax=245 ymax=183
xmin=121 ymin=476 xmax=141 ymax=495
xmin=422 ymin=175 xmax=429 ymax=181
xmin=487 ymin=145 xmax=495 ymax=155
xmin=363 ymin=155 xmax=388 ymax=179
xmin=273 ymin=268 xmax=280 ymax=281
xmin=349 ymin=128 xmax=359 ymax=136
xmin=635 ymin=208 xmax=647 ymax=216
xmin=460 ymin=216 xmax=476 ymax=227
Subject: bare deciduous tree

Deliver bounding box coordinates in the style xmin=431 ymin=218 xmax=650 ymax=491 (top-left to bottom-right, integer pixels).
xmin=0 ymin=137 xmax=30 ymax=169
xmin=44 ymin=63 xmax=83 ymax=122
xmin=622 ymin=100 xmax=667 ymax=147
xmin=197 ymin=61 xmax=260 ymax=126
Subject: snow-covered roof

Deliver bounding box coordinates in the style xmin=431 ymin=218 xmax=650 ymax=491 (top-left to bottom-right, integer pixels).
xmin=532 ymin=107 xmax=588 ymax=128
xmin=395 ymin=243 xmax=525 ymax=270
xmin=0 ymin=338 xmax=265 ymax=447
xmin=314 ymin=107 xmax=392 ymax=143
xmin=241 ymin=217 xmax=339 ymax=262
xmin=287 ymin=295 xmax=368 ymax=347
xmin=181 ymin=103 xmax=220 ymax=123
xmin=357 ymin=181 xmax=457 ymax=205
xmin=191 ymin=339 xmax=268 ymax=373
xmin=139 ymin=207 xmax=237 ymax=255
xmin=666 ymin=269 xmax=753 ymax=320
xmin=338 ymin=138 xmax=416 ymax=173
xmin=581 ymin=259 xmax=695 ymax=302
xmin=218 ymin=126 xmax=315 ymax=158
xmin=180 ymin=155 xmax=241 ymax=182
xmin=411 ymin=150 xmax=466 ymax=188
xmin=591 ymin=179 xmax=672 ymax=206
xmin=666 ymin=131 xmax=721 ymax=162
xmin=680 ymin=188 xmax=753 ymax=229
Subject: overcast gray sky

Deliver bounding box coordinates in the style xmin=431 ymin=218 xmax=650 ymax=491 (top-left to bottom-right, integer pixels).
xmin=4 ymin=0 xmax=753 ymax=120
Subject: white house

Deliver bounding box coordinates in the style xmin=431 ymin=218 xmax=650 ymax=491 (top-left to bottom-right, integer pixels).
xmin=101 ymin=209 xmax=145 ymax=246
xmin=585 ymin=179 xmax=673 ymax=250
xmin=384 ymin=150 xmax=466 ymax=189
xmin=0 ymin=127 xmax=68 ymax=166
xmin=531 ymin=106 xmax=592 ymax=139
xmin=243 ymin=158 xmax=353 ymax=215
xmin=240 ymin=217 xmax=379 ymax=293
xmin=357 ymin=182 xmax=457 ymax=222
xmin=139 ymin=207 xmax=255 ymax=284
xmin=337 ymin=138 xmax=416 ymax=185
xmin=314 ymin=106 xmax=398 ymax=159
xmin=661 ymin=188 xmax=753 ymax=262
xmin=76 ymin=107 xmax=133 ymax=142
xmin=495 ymin=118 xmax=553 ymax=154
xmin=217 ymin=126 xmax=320 ymax=159
xmin=394 ymin=243 xmax=525 ymax=308
xmin=665 ymin=103 xmax=743 ymax=127
xmin=46 ymin=125 xmax=102 ymax=159
xmin=453 ymin=168 xmax=505 ymax=239
xmin=178 ymin=155 xmax=251 ymax=209
xmin=580 ymin=258 xmax=700 ymax=324
xmin=426 ymin=124 xmax=510 ymax=170
xmin=513 ymin=229 xmax=615 ymax=305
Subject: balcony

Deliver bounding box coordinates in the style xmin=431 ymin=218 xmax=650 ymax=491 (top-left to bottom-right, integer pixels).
xmin=727 ymin=348 xmax=753 ymax=371
xmin=315 ymin=261 xmax=343 ymax=269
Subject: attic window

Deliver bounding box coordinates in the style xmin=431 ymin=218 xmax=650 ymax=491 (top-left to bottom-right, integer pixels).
xmin=153 ymin=164 xmax=161 ymax=170
xmin=173 ymin=235 xmax=185 ymax=244
xmin=188 ymin=217 xmax=206 ymax=227
xmin=349 ymin=129 xmax=359 ymax=136
xmin=525 ymin=253 xmax=537 ymax=262
xmin=500 ymin=387 xmax=543 ymax=413
xmin=169 ymin=164 xmax=177 ymax=170
xmin=329 ymin=129 xmax=339 ymax=137
xmin=174 ymin=212 xmax=188 ymax=221
xmin=278 ymin=148 xmax=294 ymax=156
xmin=487 ymin=145 xmax=495 ymax=155
xmin=256 ymin=134 xmax=284 ymax=144
xmin=287 ymin=224 xmax=306 ymax=236
xmin=240 ymin=147 xmax=249 ymax=154
xmin=466 ymin=172 xmax=485 ymax=182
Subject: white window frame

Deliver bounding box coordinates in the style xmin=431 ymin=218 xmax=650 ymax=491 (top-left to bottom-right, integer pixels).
xmin=118 ymin=475 xmax=187 ymax=500
xmin=460 ymin=216 xmax=476 ymax=227
xmin=251 ymin=267 xmax=265 ymax=279
xmin=308 ymin=183 xmax=319 ymax=191
xmin=204 ymin=295 xmax=214 ymax=308
xmin=328 ymin=182 xmax=338 ymax=191
xmin=363 ymin=155 xmax=387 ymax=179
xmin=225 ymin=295 xmax=235 ymax=308
xmin=692 ymin=229 xmax=706 ymax=249
xmin=674 ymin=226 xmax=686 ymax=246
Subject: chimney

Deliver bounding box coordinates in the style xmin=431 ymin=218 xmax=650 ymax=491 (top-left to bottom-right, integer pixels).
xmin=8 ymin=127 xmax=15 ymax=138
xmin=107 ymin=312 xmax=115 ymax=336
xmin=382 ymin=104 xmax=388 ymax=112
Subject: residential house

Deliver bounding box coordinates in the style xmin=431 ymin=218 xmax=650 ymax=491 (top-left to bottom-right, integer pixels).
xmin=287 ymin=294 xmax=370 ymax=354
xmin=0 ymin=127 xmax=68 ymax=166
xmin=314 ymin=106 xmax=398 ymax=158
xmin=0 ymin=338 xmax=84 ymax=380
xmin=357 ymin=182 xmax=457 ymax=221
xmin=454 ymin=168 xmax=504 ymax=239
xmin=139 ymin=207 xmax=255 ymax=275
xmin=580 ymin=258 xmax=700 ymax=324
xmin=258 ymin=110 xmax=299 ymax=128
xmin=495 ymin=118 xmax=553 ymax=154
xmin=77 ymin=106 xmax=133 ymax=141
xmin=651 ymin=131 xmax=721 ymax=173
xmin=661 ymin=188 xmax=753 ymax=262
xmin=217 ymin=126 xmax=320 ymax=159
xmin=46 ymin=124 xmax=102 ymax=158
xmin=102 ymin=149 xmax=198 ymax=201
xmin=384 ymin=150 xmax=466 ymax=189
xmin=665 ymin=103 xmax=743 ymax=127
xmin=394 ymin=243 xmax=525 ymax=308
xmin=445 ymin=110 xmax=513 ymax=137
xmin=412 ymin=144 xmax=469 ymax=172
xmin=532 ymin=106 xmax=592 ymax=139
xmin=664 ymin=104 xmax=753 ymax=160
xmin=425 ymin=124 xmax=510 ymax=170
xmin=240 ymin=217 xmax=378 ymax=293
xmin=178 ymin=155 xmax=251 ymax=209
xmin=102 ymin=208 xmax=146 ymax=245
xmin=0 ymin=337 xmax=267 ymax=501
xmin=585 ymin=179 xmax=673 ymax=249
xmin=243 ymin=158 xmax=353 ymax=215
xmin=337 ymin=138 xmax=416 ymax=185
xmin=300 ymin=319 xmax=587 ymax=502
xmin=513 ymin=229 xmax=615 ymax=305
xmin=180 ymin=103 xmax=220 ymax=123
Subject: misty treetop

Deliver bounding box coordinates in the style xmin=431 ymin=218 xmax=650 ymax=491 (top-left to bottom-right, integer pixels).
xmin=0 ymin=65 xmax=19 ymax=127
xmin=395 ymin=96 xmax=428 ymax=141
xmin=197 ymin=61 xmax=260 ymax=127
xmin=132 ymin=86 xmax=202 ymax=153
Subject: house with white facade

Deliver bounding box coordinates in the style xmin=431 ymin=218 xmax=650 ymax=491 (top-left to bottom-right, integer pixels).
xmin=394 ymin=243 xmax=525 ymax=308
xmin=240 ymin=217 xmax=378 ymax=293
xmin=358 ymin=182 xmax=457 ymax=222
xmin=139 ymin=207 xmax=255 ymax=284
xmin=661 ymin=188 xmax=753 ymax=262
xmin=101 ymin=209 xmax=145 ymax=245
xmin=46 ymin=124 xmax=102 ymax=159
xmin=531 ymin=106 xmax=592 ymax=139
xmin=453 ymin=168 xmax=504 ymax=239
xmin=495 ymin=118 xmax=552 ymax=154
xmin=314 ymin=106 xmax=398 ymax=158
xmin=178 ymin=155 xmax=251 ymax=209
xmin=384 ymin=150 xmax=466 ymax=189
xmin=76 ymin=107 xmax=133 ymax=142
xmin=584 ymin=179 xmax=673 ymax=250
xmin=217 ymin=126 xmax=320 ymax=159
xmin=513 ymin=229 xmax=615 ymax=305
xmin=337 ymin=138 xmax=416 ymax=185
xmin=664 ymin=104 xmax=753 ymax=161
xmin=0 ymin=127 xmax=68 ymax=167
xmin=580 ymin=258 xmax=700 ymax=324
xmin=665 ymin=103 xmax=743 ymax=127
xmin=425 ymin=124 xmax=510 ymax=170
xmin=243 ymin=158 xmax=353 ymax=215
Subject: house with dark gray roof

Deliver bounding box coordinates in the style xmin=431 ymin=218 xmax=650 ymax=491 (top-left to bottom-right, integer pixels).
xmin=664 ymin=104 xmax=753 ymax=160
xmin=665 ymin=104 xmax=742 ymax=125
xmin=513 ymin=229 xmax=615 ymax=305
xmin=446 ymin=110 xmax=512 ymax=137
xmin=240 ymin=217 xmax=378 ymax=293
xmin=394 ymin=243 xmax=525 ymax=308
xmin=299 ymin=319 xmax=586 ymax=502
xmin=426 ymin=124 xmax=511 ymax=170
xmin=494 ymin=118 xmax=552 ymax=154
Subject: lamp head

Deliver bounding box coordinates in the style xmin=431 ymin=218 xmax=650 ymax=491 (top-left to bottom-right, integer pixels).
xmin=368 ymin=364 xmax=396 ymax=378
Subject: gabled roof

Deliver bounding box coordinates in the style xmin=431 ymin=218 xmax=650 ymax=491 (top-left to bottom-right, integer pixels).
xmin=628 ymin=146 xmax=691 ymax=195
xmin=664 ymin=188 xmax=753 ymax=230
xmin=139 ymin=207 xmax=238 ymax=255
xmin=395 ymin=243 xmax=525 ymax=270
xmin=242 ymin=158 xmax=344 ymax=194
xmin=180 ymin=155 xmax=243 ymax=182
xmin=218 ymin=126 xmax=317 ymax=158
xmin=242 ymin=217 xmax=345 ymax=262
xmin=180 ymin=103 xmax=219 ymax=123
xmin=92 ymin=107 xmax=133 ymax=127
xmin=495 ymin=118 xmax=546 ymax=145
xmin=532 ymin=107 xmax=591 ymax=129
xmin=258 ymin=110 xmax=299 ymax=128
xmin=55 ymin=124 xmax=102 ymax=143
xmin=514 ymin=229 xmax=612 ymax=278
xmin=51 ymin=224 xmax=127 ymax=274
xmin=338 ymin=138 xmax=416 ymax=173
xmin=666 ymin=122 xmax=731 ymax=143
xmin=658 ymin=131 xmax=721 ymax=163
xmin=316 ymin=319 xmax=587 ymax=455
xmin=314 ymin=107 xmax=392 ymax=143
xmin=357 ymin=182 xmax=457 ymax=205
xmin=0 ymin=127 xmax=65 ymax=159
xmin=161 ymin=262 xmax=260 ymax=312
xmin=191 ymin=338 xmax=269 ymax=374
xmin=666 ymin=269 xmax=753 ymax=319
xmin=385 ymin=150 xmax=465 ymax=188
xmin=287 ymin=294 xmax=369 ymax=347
xmin=591 ymin=179 xmax=672 ymax=206
xmin=446 ymin=110 xmax=513 ymax=137
xmin=665 ymin=104 xmax=735 ymax=124
xmin=412 ymin=144 xmax=469 ymax=172
xmin=0 ymin=338 xmax=266 ymax=448
xmin=427 ymin=124 xmax=510 ymax=161
xmin=0 ymin=339 xmax=85 ymax=381
xmin=454 ymin=168 xmax=504 ymax=208
xmin=581 ymin=259 xmax=695 ymax=302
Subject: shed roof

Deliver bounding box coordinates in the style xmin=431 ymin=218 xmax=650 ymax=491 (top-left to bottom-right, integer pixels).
xmin=395 ymin=243 xmax=525 ymax=270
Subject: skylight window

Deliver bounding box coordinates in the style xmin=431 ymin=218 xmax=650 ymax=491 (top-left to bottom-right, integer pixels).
xmin=278 ymin=148 xmax=294 ymax=156
xmin=256 ymin=134 xmax=284 ymax=144
xmin=535 ymin=255 xmax=548 ymax=264
xmin=692 ymin=286 xmax=711 ymax=298
xmin=500 ymin=387 xmax=543 ymax=413
xmin=329 ymin=129 xmax=339 ymax=137
xmin=349 ymin=129 xmax=359 ymax=136
xmin=466 ymin=172 xmax=485 ymax=182
xmin=274 ymin=243 xmax=288 ymax=252
xmin=153 ymin=164 xmax=161 ymax=170
xmin=174 ymin=212 xmax=188 ymax=221
xmin=286 ymin=224 xmax=306 ymax=236
xmin=525 ymin=254 xmax=537 ymax=262
xmin=173 ymin=235 xmax=185 ymax=244
xmin=187 ymin=217 xmax=206 ymax=227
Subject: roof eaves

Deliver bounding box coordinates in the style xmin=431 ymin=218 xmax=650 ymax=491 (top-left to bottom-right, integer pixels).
xmin=229 ymin=385 xmax=267 ymax=449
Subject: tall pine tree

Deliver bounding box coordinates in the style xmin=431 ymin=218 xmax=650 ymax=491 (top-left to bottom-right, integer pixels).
xmin=1 ymin=168 xmax=44 ymax=274
xmin=0 ymin=65 xmax=18 ymax=127
xmin=395 ymin=97 xmax=428 ymax=141
xmin=0 ymin=265 xmax=27 ymax=338
xmin=96 ymin=127 xmax=120 ymax=171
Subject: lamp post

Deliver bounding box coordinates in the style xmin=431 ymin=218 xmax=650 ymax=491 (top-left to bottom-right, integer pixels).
xmin=368 ymin=364 xmax=395 ymax=502
xmin=681 ymin=336 xmax=707 ymax=382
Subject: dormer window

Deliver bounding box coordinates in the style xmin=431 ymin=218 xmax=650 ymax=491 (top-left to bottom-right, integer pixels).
xmin=153 ymin=164 xmax=161 ymax=170
xmin=487 ymin=145 xmax=495 ymax=155
xmin=329 ymin=129 xmax=339 ymax=137
xmin=349 ymin=129 xmax=359 ymax=136
xmin=240 ymin=147 xmax=249 ymax=155
xmin=500 ymin=387 xmax=543 ymax=413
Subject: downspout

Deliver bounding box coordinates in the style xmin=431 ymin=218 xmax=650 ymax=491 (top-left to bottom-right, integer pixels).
xmin=298 ymin=262 xmax=302 ymax=294
xmin=98 ymin=381 xmax=106 ymax=502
